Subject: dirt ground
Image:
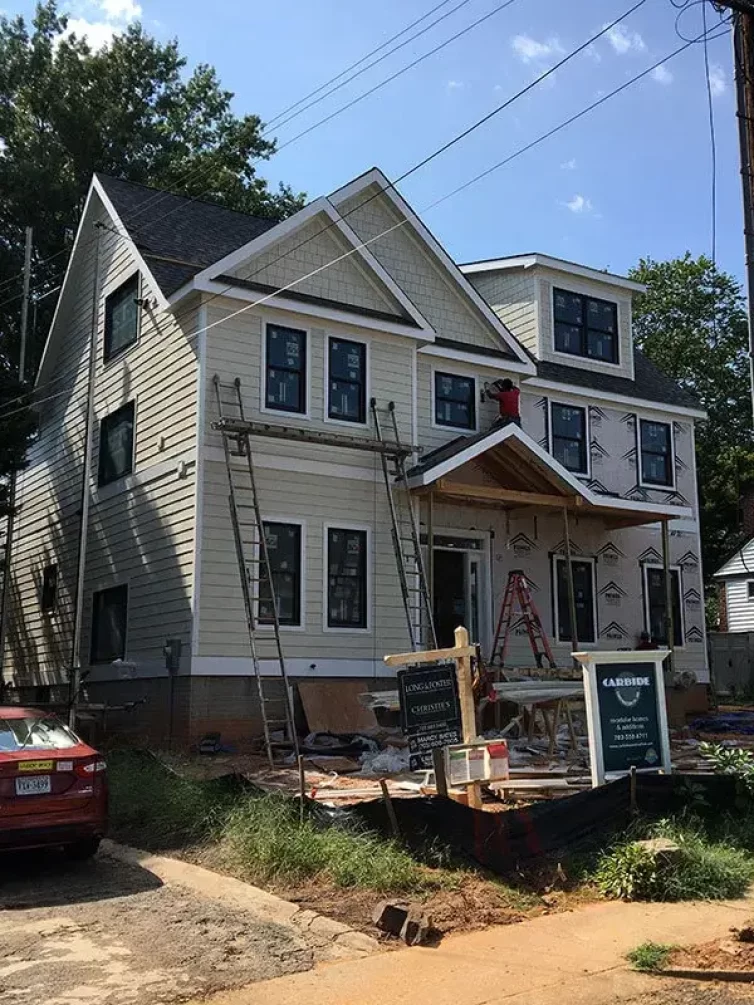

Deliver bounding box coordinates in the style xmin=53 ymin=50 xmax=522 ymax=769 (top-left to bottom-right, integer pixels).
xmin=0 ymin=849 xmax=333 ymax=1005
xmin=631 ymin=985 xmax=754 ymax=1004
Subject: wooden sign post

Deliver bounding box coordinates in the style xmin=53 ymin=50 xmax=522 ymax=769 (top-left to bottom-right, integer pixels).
xmin=385 ymin=625 xmax=482 ymax=808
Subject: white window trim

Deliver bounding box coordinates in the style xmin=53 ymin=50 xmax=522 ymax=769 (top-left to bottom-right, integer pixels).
xmin=97 ymin=396 xmax=137 ymax=489
xmin=323 ymin=522 xmax=372 ymax=634
xmin=102 ymin=270 xmax=142 ymax=366
xmin=429 ymin=526 xmax=492 ymax=654
xmin=548 ymin=399 xmax=591 ymax=479
xmin=90 ymin=580 xmax=129 ymax=665
xmin=551 ymin=555 xmax=598 ymax=649
xmin=323 ymin=334 xmax=371 ymax=429
xmin=254 ymin=516 xmax=307 ymax=633
xmin=637 ymin=416 xmax=676 ymax=491
xmin=430 ymin=366 xmax=479 ymax=434
xmin=551 ymin=286 xmax=621 ymax=368
xmin=260 ymin=322 xmax=311 ymax=420
xmin=642 ymin=563 xmax=685 ymax=649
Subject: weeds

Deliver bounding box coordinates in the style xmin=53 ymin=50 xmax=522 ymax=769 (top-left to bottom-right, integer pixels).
xmin=626 ymin=942 xmax=675 ymax=972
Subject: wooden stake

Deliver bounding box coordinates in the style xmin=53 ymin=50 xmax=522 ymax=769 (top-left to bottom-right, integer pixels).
xmin=454 ymin=625 xmax=482 ymax=810
xmin=432 ymin=746 xmax=448 ymax=798
xmin=630 ymin=765 xmax=638 ymax=817
xmin=380 ymin=779 xmax=400 ymax=838
xmin=298 ymin=754 xmax=306 ymax=824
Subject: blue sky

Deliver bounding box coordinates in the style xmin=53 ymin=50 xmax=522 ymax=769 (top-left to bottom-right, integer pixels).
xmin=15 ymin=0 xmax=743 ymax=282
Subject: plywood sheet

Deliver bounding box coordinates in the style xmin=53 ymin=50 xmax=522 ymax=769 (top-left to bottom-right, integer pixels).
xmin=298 ymin=680 xmax=379 ymax=734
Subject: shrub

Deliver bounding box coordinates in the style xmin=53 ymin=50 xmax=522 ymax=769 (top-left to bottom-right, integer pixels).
xmin=626 ymin=942 xmax=675 ymax=972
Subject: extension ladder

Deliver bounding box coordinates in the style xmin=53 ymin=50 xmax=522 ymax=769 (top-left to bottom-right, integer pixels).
xmin=490 ymin=569 xmax=557 ymax=670
xmin=212 ymin=376 xmax=299 ymax=766
xmin=371 ymin=399 xmax=436 ymax=651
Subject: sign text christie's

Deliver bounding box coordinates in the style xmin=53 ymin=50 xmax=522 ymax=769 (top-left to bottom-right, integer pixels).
xmin=398 ymin=663 xmax=462 ymax=771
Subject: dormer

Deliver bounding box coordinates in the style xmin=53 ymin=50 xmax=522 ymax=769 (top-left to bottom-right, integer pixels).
xmin=460 ymin=253 xmax=645 ymax=383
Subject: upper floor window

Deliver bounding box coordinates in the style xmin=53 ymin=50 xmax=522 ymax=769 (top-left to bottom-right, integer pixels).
xmin=328 ymin=338 xmax=366 ymax=423
xmin=104 ymin=274 xmax=139 ymax=362
xmin=41 ymin=563 xmax=58 ymax=613
xmin=639 ymin=419 xmax=673 ymax=487
xmin=551 ymin=403 xmax=588 ymax=474
xmin=98 ymin=401 xmax=135 ymax=487
xmin=266 ymin=324 xmax=307 ymax=414
xmin=553 ymin=288 xmax=618 ymax=364
xmin=90 ymin=583 xmax=128 ymax=663
xmin=258 ymin=521 xmax=302 ymax=627
xmin=434 ymin=372 xmax=475 ymax=430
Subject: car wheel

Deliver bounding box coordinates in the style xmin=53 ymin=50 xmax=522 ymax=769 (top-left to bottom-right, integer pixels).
xmin=64 ymin=838 xmax=101 ymax=861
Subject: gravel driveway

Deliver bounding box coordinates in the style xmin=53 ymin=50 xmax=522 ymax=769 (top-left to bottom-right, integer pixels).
xmin=0 ymin=848 xmax=331 ymax=1005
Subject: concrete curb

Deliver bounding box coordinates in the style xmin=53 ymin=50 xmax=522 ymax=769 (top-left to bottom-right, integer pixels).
xmin=101 ymin=840 xmax=381 ymax=959
xmin=659 ymin=968 xmax=754 ymax=983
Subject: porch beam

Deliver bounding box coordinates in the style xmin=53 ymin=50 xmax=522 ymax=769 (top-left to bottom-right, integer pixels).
xmin=435 ymin=479 xmax=583 ymax=510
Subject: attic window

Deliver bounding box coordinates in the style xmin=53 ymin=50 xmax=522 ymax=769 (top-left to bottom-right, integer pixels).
xmin=104 ymin=274 xmax=139 ymax=362
xmin=553 ymin=288 xmax=618 ymax=365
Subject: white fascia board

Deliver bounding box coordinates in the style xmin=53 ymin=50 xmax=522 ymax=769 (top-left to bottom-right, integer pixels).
xmin=418 ymin=343 xmax=532 ymax=375
xmin=92 ymin=177 xmax=170 ymax=311
xmin=523 ymin=377 xmax=707 ymax=421
xmin=195 ymin=279 xmax=431 ymax=339
xmin=329 ymin=168 xmax=536 ymax=374
xmin=460 ymin=254 xmax=646 ymax=293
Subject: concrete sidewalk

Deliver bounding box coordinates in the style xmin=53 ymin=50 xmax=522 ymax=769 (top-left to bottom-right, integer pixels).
xmin=194 ymin=895 xmax=754 ymax=1005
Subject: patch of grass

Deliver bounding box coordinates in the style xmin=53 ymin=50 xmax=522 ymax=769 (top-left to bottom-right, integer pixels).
xmin=626 ymin=942 xmax=676 ymax=972
xmin=594 ymin=818 xmax=754 ymax=902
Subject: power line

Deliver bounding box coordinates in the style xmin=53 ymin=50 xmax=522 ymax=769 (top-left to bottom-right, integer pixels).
xmin=702 ymin=0 xmax=718 ymax=264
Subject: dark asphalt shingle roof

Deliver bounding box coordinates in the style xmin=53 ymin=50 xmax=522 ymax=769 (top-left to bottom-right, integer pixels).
xmin=534 ymin=350 xmax=703 ymax=411
xmin=96 ymin=174 xmax=278 ymax=296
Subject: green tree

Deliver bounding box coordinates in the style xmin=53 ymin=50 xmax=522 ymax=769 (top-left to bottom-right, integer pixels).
xmin=629 ymin=254 xmax=754 ymax=592
xmin=0 ymin=1 xmax=305 ymax=513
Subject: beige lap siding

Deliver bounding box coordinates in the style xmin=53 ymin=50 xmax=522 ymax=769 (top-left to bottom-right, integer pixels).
xmin=468 ymin=270 xmax=539 ymax=356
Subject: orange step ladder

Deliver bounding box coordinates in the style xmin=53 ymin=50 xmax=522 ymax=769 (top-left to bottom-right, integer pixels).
xmin=490 ymin=569 xmax=557 ymax=670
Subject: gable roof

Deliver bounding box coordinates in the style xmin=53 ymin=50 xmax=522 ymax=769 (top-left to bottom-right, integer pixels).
xmin=530 ymin=350 xmax=703 ymax=412
xmin=714 ymin=536 xmax=754 ymax=578
xmin=95 ymin=174 xmax=278 ymax=296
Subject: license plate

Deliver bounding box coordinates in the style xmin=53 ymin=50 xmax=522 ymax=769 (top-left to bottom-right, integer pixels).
xmin=15 ymin=775 xmax=52 ymax=796
xmin=18 ymin=760 xmax=54 ymax=773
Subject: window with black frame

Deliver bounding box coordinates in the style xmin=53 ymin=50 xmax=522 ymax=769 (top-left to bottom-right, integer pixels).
xmin=41 ymin=564 xmax=58 ymax=613
xmin=551 ymin=403 xmax=588 ymax=473
xmin=265 ymin=324 xmax=307 ymax=413
xmin=327 ymin=528 xmax=367 ymax=628
xmin=328 ymin=338 xmax=366 ymax=422
xmin=434 ymin=372 xmax=475 ymax=429
xmin=553 ymin=288 xmax=618 ymax=364
xmin=554 ymin=558 xmax=596 ymax=643
xmin=98 ymin=401 xmax=135 ymax=486
xmin=90 ymin=584 xmax=128 ymax=663
xmin=644 ymin=566 xmax=682 ymax=646
xmin=104 ymin=274 xmax=139 ymax=362
xmin=258 ymin=522 xmax=302 ymax=626
xmin=639 ymin=419 xmax=673 ymax=487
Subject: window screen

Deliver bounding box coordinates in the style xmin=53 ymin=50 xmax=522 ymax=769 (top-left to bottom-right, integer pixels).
xmin=327 ymin=528 xmax=368 ymax=628
xmin=265 ymin=325 xmax=306 ymax=413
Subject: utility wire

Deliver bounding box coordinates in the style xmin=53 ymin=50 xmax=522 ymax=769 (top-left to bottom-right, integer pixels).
xmin=701 ymin=0 xmax=718 ymax=264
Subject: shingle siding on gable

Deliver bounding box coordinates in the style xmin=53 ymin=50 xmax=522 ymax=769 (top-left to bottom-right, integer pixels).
xmin=230 ymin=215 xmax=402 ymax=317
xmin=467 ymin=270 xmax=539 ymax=355
xmin=338 ymin=189 xmax=509 ymax=353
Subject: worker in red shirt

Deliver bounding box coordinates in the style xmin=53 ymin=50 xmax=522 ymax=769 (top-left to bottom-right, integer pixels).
xmin=485 ymin=378 xmax=521 ymax=427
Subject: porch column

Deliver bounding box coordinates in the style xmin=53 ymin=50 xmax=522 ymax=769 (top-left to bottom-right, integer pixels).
xmin=562 ymin=507 xmax=579 ymax=660
xmin=426 ymin=489 xmax=435 ymax=641
xmin=661 ymin=518 xmax=675 ymax=674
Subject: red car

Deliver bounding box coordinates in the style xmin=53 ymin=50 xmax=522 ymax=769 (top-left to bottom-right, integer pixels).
xmin=0 ymin=707 xmax=107 ymax=858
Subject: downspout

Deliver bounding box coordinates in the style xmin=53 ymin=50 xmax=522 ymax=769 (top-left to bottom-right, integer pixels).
xmin=69 ymin=223 xmax=102 ymax=725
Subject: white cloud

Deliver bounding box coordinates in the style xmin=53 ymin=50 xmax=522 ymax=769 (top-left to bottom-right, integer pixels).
xmin=651 ymin=64 xmax=673 ymax=85
xmin=446 ymin=80 xmax=464 ymax=91
xmin=708 ymin=63 xmax=727 ymax=98
xmin=64 ymin=17 xmax=119 ymax=48
xmin=101 ymin=0 xmax=142 ymax=17
xmin=560 ymin=158 xmax=577 ymax=170
xmin=605 ymin=23 xmax=646 ymax=55
xmin=62 ymin=0 xmax=142 ymax=49
xmin=564 ymin=194 xmax=593 ymax=214
xmin=511 ymin=34 xmax=564 ymax=64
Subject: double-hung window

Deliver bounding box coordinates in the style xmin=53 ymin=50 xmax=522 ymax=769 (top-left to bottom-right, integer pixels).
xmin=258 ymin=522 xmax=302 ymax=626
xmin=553 ymin=288 xmax=619 ymax=364
xmin=434 ymin=372 xmax=475 ymax=430
xmin=328 ymin=338 xmax=366 ymax=423
xmin=90 ymin=584 xmax=128 ymax=663
xmin=265 ymin=324 xmax=307 ymax=414
xmin=327 ymin=528 xmax=368 ymax=629
xmin=639 ymin=419 xmax=673 ymax=487
xmin=104 ymin=274 xmax=139 ymax=362
xmin=554 ymin=558 xmax=596 ymax=644
xmin=98 ymin=401 xmax=135 ymax=487
xmin=551 ymin=403 xmax=588 ymax=474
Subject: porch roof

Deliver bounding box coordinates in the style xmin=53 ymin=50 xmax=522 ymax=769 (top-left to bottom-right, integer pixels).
xmin=406 ymin=424 xmax=693 ymax=528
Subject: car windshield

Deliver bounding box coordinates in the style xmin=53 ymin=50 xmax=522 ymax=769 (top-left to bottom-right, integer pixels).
xmin=0 ymin=716 xmax=79 ymax=752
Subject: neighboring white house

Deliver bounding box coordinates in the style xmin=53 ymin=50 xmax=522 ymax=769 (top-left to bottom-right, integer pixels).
xmin=714 ymin=537 xmax=754 ymax=633
xmin=1 ymin=167 xmax=708 ymax=746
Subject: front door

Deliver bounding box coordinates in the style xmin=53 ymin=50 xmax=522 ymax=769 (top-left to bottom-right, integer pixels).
xmin=433 ymin=550 xmax=467 ymax=648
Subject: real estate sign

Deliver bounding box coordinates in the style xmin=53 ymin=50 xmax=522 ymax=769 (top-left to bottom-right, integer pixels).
xmin=398 ymin=663 xmax=463 ymax=771
xmin=574 ymin=650 xmax=672 ymax=787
